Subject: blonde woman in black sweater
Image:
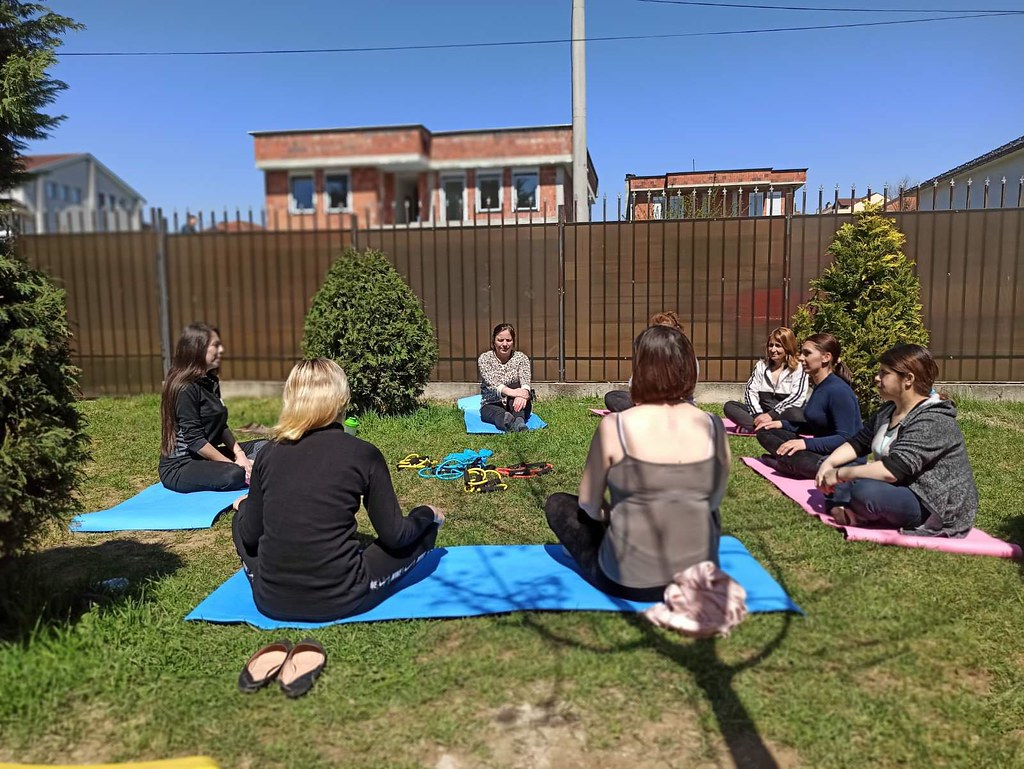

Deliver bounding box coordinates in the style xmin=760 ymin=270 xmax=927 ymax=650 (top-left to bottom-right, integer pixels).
xmin=232 ymin=359 xmax=444 ymax=622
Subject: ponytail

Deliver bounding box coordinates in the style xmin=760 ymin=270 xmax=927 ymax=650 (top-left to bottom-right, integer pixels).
xmin=833 ymin=359 xmax=853 ymax=384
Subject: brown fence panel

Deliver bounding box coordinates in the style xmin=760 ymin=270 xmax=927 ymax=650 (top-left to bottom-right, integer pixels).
xmin=20 ymin=231 xmax=163 ymax=396
xmin=166 ymin=227 xmax=352 ymax=382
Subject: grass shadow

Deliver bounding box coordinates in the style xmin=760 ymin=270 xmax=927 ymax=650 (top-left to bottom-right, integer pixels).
xmin=0 ymin=539 xmax=184 ymax=643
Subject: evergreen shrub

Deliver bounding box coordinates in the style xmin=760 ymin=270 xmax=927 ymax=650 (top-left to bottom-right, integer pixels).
xmin=302 ymin=247 xmax=438 ymax=414
xmin=791 ymin=208 xmax=929 ymax=416
xmin=0 ymin=247 xmax=89 ymax=557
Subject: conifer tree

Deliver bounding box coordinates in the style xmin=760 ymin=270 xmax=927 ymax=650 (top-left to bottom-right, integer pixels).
xmin=791 ymin=208 xmax=929 ymax=415
xmin=0 ymin=2 xmax=88 ymax=558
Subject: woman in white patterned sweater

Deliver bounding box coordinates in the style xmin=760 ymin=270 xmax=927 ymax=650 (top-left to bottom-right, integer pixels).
xmin=478 ymin=323 xmax=533 ymax=432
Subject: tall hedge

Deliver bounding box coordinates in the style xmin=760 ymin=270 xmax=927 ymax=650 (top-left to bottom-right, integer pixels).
xmin=0 ymin=2 xmax=87 ymax=559
xmin=302 ymin=247 xmax=437 ymax=414
xmin=0 ymin=248 xmax=89 ymax=557
xmin=791 ymin=208 xmax=928 ymax=415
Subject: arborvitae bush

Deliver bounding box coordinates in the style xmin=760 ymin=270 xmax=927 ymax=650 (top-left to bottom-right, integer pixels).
xmin=791 ymin=208 xmax=929 ymax=416
xmin=303 ymin=247 xmax=438 ymax=414
xmin=0 ymin=246 xmax=90 ymax=558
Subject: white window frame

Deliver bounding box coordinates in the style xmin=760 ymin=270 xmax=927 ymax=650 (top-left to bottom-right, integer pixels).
xmin=288 ymin=172 xmax=316 ymax=215
xmin=440 ymin=172 xmax=467 ymax=223
xmin=72 ymin=187 xmax=82 ymax=204
xmin=475 ymin=171 xmax=503 ymax=213
xmin=323 ymin=169 xmax=352 ymax=213
xmin=511 ymin=167 xmax=540 ymax=212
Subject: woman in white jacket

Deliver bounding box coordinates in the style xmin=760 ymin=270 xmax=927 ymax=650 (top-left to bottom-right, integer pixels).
xmin=723 ymin=327 xmax=809 ymax=433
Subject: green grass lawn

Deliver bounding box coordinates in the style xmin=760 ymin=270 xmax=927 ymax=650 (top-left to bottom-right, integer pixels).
xmin=2 ymin=395 xmax=1024 ymax=769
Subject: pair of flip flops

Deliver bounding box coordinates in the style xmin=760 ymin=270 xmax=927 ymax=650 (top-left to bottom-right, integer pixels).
xmin=496 ymin=462 xmax=554 ymax=478
xmin=238 ymin=638 xmax=326 ymax=698
xmin=463 ymin=467 xmax=508 ymax=493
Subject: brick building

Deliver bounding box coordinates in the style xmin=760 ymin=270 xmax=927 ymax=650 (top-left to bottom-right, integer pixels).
xmin=626 ymin=168 xmax=807 ymax=220
xmin=250 ymin=123 xmax=598 ymax=228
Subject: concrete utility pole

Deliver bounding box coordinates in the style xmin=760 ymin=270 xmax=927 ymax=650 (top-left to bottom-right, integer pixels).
xmin=571 ymin=0 xmax=589 ymax=222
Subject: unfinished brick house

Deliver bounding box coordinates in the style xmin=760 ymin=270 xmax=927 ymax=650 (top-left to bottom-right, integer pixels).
xmin=626 ymin=168 xmax=807 ymax=220
xmin=250 ymin=123 xmax=598 ymax=229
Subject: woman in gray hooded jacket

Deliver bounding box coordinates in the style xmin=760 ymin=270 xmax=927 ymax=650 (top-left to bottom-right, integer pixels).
xmin=815 ymin=344 xmax=978 ymax=537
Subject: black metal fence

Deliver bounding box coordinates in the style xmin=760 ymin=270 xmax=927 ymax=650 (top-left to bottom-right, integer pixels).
xmin=12 ymin=201 xmax=1024 ymax=396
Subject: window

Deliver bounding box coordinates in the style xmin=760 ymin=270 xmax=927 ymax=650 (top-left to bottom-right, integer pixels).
xmin=512 ymin=170 xmax=539 ymax=211
xmin=748 ymin=191 xmax=765 ymax=217
xmin=441 ymin=175 xmax=465 ymax=222
xmin=290 ymin=174 xmax=315 ymax=213
xmin=61 ymin=184 xmax=70 ymax=201
xmin=324 ymin=173 xmax=350 ymax=211
xmin=651 ymin=195 xmax=665 ymax=220
xmin=476 ymin=173 xmax=502 ymax=212
xmin=97 ymin=192 xmax=106 ymax=209
xmin=72 ymin=188 xmax=82 ymax=204
xmin=668 ymin=194 xmax=685 ymax=219
xmin=768 ymin=190 xmax=783 ymax=215
xmin=46 ymin=181 xmax=58 ymax=199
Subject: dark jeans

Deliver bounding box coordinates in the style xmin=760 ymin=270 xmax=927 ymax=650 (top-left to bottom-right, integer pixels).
xmin=756 ymin=428 xmax=826 ymax=480
xmin=544 ymin=492 xmax=664 ymax=602
xmin=480 ymin=391 xmax=534 ymax=431
xmin=241 ymin=513 xmax=440 ymax=621
xmin=828 ymin=479 xmax=926 ymax=529
xmin=723 ymin=400 xmax=805 ymax=431
xmin=604 ymin=390 xmax=634 ymax=413
xmin=159 ymin=439 xmax=267 ymax=494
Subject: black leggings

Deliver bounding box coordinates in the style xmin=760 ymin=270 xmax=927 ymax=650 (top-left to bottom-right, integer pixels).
xmin=604 ymin=390 xmax=634 ymax=413
xmin=241 ymin=516 xmax=440 ymax=621
xmin=723 ymin=401 xmax=805 ymax=431
xmin=755 ymin=428 xmax=827 ymax=480
xmin=544 ymin=492 xmax=665 ymax=602
xmin=159 ymin=439 xmax=267 ymax=494
xmin=480 ymin=392 xmax=534 ymax=431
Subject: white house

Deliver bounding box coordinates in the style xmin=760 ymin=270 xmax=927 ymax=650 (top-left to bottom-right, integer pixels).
xmin=11 ymin=153 xmax=146 ymax=233
xmin=915 ymin=133 xmax=1024 ymax=211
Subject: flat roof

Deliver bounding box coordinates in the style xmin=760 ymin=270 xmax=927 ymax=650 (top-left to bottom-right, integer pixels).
xmin=249 ymin=123 xmax=572 ymax=137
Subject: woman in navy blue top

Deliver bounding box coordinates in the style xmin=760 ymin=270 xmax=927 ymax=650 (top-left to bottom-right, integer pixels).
xmin=755 ymin=332 xmax=862 ymax=479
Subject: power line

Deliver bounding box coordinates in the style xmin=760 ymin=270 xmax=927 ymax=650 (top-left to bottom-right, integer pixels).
xmin=58 ymin=11 xmax=1022 ymax=57
xmin=638 ymin=0 xmax=1024 ymax=13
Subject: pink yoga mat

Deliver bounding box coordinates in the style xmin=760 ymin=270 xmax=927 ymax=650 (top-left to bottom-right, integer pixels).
xmin=741 ymin=457 xmax=1022 ymax=559
xmin=589 ymin=408 xmax=611 ymax=416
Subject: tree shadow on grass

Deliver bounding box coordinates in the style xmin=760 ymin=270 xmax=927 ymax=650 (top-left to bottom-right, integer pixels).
xmin=994 ymin=515 xmax=1024 ymax=577
xmin=512 ymin=533 xmax=796 ymax=769
xmin=0 ymin=539 xmax=183 ymax=644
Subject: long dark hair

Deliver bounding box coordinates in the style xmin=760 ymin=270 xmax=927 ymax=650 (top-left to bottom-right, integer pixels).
xmin=879 ymin=343 xmax=942 ymax=398
xmin=805 ymin=332 xmax=852 ymax=384
xmin=160 ymin=322 xmax=219 ymax=455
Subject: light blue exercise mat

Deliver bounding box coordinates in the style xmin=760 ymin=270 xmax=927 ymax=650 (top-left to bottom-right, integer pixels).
xmin=184 ymin=536 xmax=801 ymax=629
xmin=70 ymin=483 xmax=241 ymax=533
xmin=457 ymin=394 xmax=547 ymax=434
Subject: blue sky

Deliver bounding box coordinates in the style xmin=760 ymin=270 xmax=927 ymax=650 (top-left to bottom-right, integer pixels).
xmin=32 ymin=0 xmax=1024 ymax=217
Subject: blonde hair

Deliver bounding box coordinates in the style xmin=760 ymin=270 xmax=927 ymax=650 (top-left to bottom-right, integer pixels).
xmin=273 ymin=358 xmax=351 ymax=441
xmin=767 ymin=327 xmax=800 ymax=371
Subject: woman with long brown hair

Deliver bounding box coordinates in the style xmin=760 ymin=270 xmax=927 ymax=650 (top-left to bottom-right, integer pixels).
xmin=158 ymin=322 xmax=265 ymax=493
xmin=755 ymin=332 xmax=862 ymax=480
xmin=723 ymin=326 xmax=809 ymax=432
xmin=816 ymin=344 xmax=977 ymax=536
xmin=478 ymin=322 xmax=534 ymax=432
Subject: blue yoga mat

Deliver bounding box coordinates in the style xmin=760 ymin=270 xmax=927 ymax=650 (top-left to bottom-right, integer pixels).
xmin=458 ymin=394 xmax=547 ymax=434
xmin=185 ymin=536 xmax=801 ymax=629
xmin=71 ymin=483 xmax=241 ymax=533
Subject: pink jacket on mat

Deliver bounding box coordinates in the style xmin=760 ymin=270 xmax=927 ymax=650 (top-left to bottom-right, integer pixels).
xmin=644 ymin=561 xmax=747 ymax=638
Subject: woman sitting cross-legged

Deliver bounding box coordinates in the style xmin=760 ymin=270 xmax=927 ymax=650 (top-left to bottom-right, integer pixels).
xmin=478 ymin=322 xmax=534 ymax=432
xmin=158 ymin=322 xmax=267 ymax=493
xmin=232 ymin=358 xmax=444 ymax=622
xmin=755 ymin=332 xmax=862 ymax=480
xmin=545 ymin=324 xmax=730 ymax=601
xmin=723 ymin=326 xmax=809 ymax=433
xmin=604 ymin=311 xmax=686 ymax=413
xmin=815 ymin=344 xmax=978 ymax=537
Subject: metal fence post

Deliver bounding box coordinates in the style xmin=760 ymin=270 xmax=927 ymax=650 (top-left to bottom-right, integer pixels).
xmin=782 ymin=198 xmax=793 ymax=321
xmin=153 ymin=207 xmax=172 ymax=376
xmin=557 ymin=204 xmax=566 ymax=382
